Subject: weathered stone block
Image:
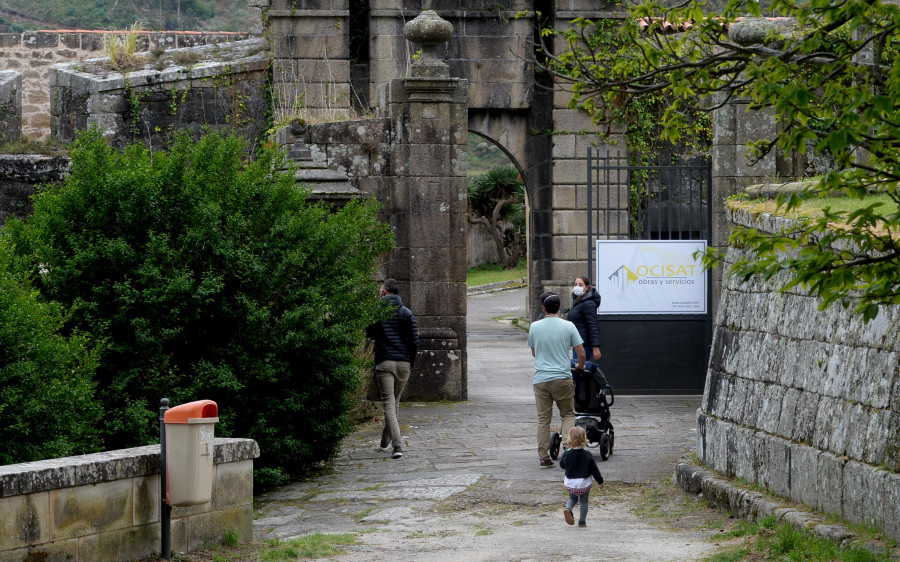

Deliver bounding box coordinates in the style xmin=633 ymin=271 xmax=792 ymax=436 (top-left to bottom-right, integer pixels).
xmin=812 ymin=396 xmax=850 ymax=455
xmin=552 ymin=109 xmax=604 ymax=134
xmin=120 ymin=523 xmax=159 ymax=561
xmin=133 ymin=475 xmax=159 ymax=527
xmin=757 ymin=435 xmax=791 ymax=497
xmin=789 ymin=444 xmax=818 ymax=506
xmin=884 ymin=472 xmax=900 ymax=543
xmin=77 ymin=528 xmax=125 ymax=561
xmin=791 ymin=389 xmax=820 ymax=444
xmin=22 ymin=33 xmax=59 ymax=49
xmin=50 ymin=479 xmax=133 ymax=540
xmin=816 ymin=451 xmax=845 ymax=517
xmin=755 ymin=384 xmax=783 ymax=435
xmin=729 ymin=426 xmax=757 ymax=483
xmin=842 ymin=461 xmax=887 ymax=528
xmin=409 ymin=144 xmax=451 ymax=176
xmin=0 ymin=493 xmax=49 ymax=551
xmin=704 ymin=417 xmax=730 ymax=475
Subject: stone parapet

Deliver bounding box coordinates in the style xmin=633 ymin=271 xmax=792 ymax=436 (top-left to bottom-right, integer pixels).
xmin=699 ymin=204 xmax=900 ymax=541
xmin=0 ymin=438 xmax=259 ymax=561
xmin=0 ymin=153 xmax=69 ymax=226
xmin=0 ymin=30 xmax=250 ymax=140
xmin=50 ymin=38 xmax=270 ymax=149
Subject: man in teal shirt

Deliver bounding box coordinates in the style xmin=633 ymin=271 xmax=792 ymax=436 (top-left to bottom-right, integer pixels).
xmin=527 ymin=292 xmax=586 ymax=468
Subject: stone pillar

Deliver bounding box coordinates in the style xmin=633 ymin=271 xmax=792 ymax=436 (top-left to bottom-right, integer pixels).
xmin=267 ymin=1 xmax=352 ymax=124
xmin=378 ymin=11 xmax=468 ymax=400
xmin=709 ymin=17 xmax=797 ymax=316
xmin=0 ymin=71 xmax=21 ymax=145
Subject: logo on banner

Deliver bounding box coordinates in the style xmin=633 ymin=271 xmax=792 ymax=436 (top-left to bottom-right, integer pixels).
xmin=608 ymin=264 xmax=699 ymax=290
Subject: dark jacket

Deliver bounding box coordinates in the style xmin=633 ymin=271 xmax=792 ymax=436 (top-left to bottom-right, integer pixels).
xmin=559 ymin=447 xmax=604 ymax=485
xmin=568 ymin=288 xmax=601 ymax=349
xmin=366 ymin=294 xmax=419 ymax=365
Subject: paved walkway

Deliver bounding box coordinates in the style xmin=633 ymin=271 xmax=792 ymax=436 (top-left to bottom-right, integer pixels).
xmin=253 ymin=289 xmax=716 ymax=561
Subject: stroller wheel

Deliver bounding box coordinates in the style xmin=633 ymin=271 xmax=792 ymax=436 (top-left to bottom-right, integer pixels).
xmin=608 ymin=428 xmax=615 ymax=455
xmin=598 ymin=433 xmax=611 ymax=461
xmin=549 ymin=432 xmax=562 ymax=460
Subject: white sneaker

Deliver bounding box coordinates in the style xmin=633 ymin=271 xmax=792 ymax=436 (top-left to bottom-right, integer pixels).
xmin=392 ymin=448 xmax=403 ymax=459
xmin=379 ymin=441 xmax=392 ymax=452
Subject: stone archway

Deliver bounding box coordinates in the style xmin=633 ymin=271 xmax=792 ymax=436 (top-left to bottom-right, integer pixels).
xmin=469 ymin=106 xmax=554 ymax=318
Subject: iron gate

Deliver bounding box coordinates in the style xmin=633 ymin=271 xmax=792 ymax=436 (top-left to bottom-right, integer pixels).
xmin=586 ymin=149 xmax=712 ymax=394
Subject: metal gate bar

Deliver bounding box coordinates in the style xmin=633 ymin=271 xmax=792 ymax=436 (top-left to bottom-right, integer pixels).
xmin=587 ymin=148 xmax=712 ymax=277
xmin=585 ymin=147 xmax=713 ymax=393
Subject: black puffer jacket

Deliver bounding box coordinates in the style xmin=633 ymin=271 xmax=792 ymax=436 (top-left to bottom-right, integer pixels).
xmin=568 ymin=288 xmax=601 ymax=349
xmin=366 ymin=294 xmax=419 ymax=364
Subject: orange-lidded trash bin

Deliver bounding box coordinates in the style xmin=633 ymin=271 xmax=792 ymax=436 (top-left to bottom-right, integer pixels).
xmin=164 ymin=400 xmax=219 ymax=506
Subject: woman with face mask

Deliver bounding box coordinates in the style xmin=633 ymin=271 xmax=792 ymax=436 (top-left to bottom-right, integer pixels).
xmin=569 ymin=276 xmax=602 ymax=364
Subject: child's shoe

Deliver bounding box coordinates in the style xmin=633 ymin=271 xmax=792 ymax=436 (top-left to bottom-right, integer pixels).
xmin=563 ymin=508 xmax=574 ymax=525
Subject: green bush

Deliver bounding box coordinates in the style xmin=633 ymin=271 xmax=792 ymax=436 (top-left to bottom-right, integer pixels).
xmin=0 ymin=237 xmax=101 ymax=465
xmin=6 ymin=129 xmax=393 ymax=485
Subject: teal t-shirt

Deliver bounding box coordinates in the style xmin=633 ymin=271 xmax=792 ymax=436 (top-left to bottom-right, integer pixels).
xmin=527 ymin=317 xmax=583 ymax=384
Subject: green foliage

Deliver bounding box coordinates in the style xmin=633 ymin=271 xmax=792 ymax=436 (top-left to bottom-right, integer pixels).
xmin=467 ymin=166 xmax=526 ymax=269
xmin=0 ymin=0 xmax=246 ymax=32
xmin=5 ymin=128 xmax=393 ymax=485
xmin=708 ymin=517 xmax=894 ymax=561
xmin=466 ymin=260 xmax=526 ymax=287
xmin=539 ymin=0 xmax=900 ymax=321
xmin=468 ymin=133 xmax=513 ymax=176
xmin=0 ymin=236 xmax=101 ymax=465
xmin=260 ymin=534 xmax=359 ymax=560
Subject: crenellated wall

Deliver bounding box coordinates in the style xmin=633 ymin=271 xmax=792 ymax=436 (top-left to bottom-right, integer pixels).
xmin=0 ymin=30 xmax=251 ymax=141
xmin=699 ymin=202 xmax=900 ymax=540
xmin=50 ymin=38 xmax=269 ymax=149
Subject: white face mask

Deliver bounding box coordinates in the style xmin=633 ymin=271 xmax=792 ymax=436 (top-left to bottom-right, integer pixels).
xmin=572 ymin=286 xmax=585 ymax=297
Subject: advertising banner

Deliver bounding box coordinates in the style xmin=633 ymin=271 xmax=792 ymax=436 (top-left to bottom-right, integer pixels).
xmin=595 ymin=240 xmax=707 ymax=314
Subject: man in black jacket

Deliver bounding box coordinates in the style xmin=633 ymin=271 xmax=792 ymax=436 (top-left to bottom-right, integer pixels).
xmin=366 ymin=279 xmax=419 ymax=459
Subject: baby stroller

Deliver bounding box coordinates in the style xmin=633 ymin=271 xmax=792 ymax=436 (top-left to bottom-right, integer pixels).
xmin=549 ymin=364 xmax=615 ymax=461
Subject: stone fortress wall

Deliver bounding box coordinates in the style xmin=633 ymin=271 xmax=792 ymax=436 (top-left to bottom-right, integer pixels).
xmin=2 ymin=2 xmax=624 ymax=319
xmin=698 ymin=205 xmax=900 ymax=541
xmin=0 ymin=30 xmax=250 ymax=141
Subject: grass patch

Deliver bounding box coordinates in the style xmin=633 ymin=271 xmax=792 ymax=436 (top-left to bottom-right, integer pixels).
xmin=633 ymin=480 xmax=727 ymax=531
xmin=467 ymin=260 xmax=526 ymax=287
xmin=353 ymin=507 xmax=376 ymax=522
xmin=260 ymin=534 xmax=359 ymax=560
xmin=705 ymin=518 xmax=897 ymax=562
xmin=0 ymin=137 xmax=70 ymax=156
xmin=138 ymin=532 xmax=361 ymax=561
xmin=730 ymin=192 xmax=897 ymax=234
xmin=475 ymin=529 xmax=493 ymax=536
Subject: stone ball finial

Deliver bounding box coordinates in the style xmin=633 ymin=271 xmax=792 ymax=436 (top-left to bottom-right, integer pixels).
xmin=404 ymin=10 xmax=453 ymax=78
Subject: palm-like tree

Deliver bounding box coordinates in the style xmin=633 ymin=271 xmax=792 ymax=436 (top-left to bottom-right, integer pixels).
xmin=467 ymin=166 xmax=525 ymax=269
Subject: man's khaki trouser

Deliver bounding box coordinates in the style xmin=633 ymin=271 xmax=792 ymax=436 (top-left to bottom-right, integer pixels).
xmin=376 ymin=360 xmax=411 ymax=449
xmin=533 ymin=377 xmax=575 ymax=461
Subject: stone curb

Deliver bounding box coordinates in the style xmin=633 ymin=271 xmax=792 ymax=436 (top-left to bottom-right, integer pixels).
xmin=467 ymin=279 xmax=526 ymax=296
xmin=675 ymin=461 xmax=857 ymax=545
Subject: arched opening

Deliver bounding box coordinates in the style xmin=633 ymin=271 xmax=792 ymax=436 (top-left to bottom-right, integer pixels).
xmin=466 ymin=131 xmax=530 ymax=289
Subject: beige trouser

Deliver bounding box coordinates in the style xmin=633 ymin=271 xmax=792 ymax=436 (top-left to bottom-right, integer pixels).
xmin=376 ymin=360 xmax=411 ymax=449
xmin=533 ymin=377 xmax=576 ymax=461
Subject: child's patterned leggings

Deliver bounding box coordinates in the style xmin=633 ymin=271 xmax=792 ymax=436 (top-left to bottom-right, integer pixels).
xmin=566 ymin=491 xmax=590 ymax=523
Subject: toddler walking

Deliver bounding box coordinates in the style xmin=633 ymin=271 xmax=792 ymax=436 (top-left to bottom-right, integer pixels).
xmin=558 ymin=426 xmax=604 ymax=527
